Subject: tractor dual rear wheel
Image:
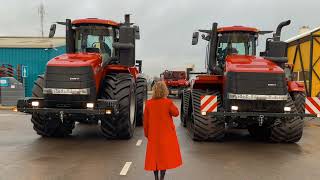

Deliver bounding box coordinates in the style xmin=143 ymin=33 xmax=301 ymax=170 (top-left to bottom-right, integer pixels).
xmin=248 ymin=95 xmax=303 ymax=143
xmin=187 ymin=89 xmax=225 ymax=141
xmin=31 ymin=75 xmax=75 ymax=137
xmin=291 ymin=91 xmax=306 ymax=114
xmin=100 ymin=73 xmax=137 ymax=139
xmin=180 ymin=90 xmax=190 ymax=127
xmin=269 ymin=95 xmax=304 ymax=143
xmin=135 ymin=76 xmax=147 ymax=126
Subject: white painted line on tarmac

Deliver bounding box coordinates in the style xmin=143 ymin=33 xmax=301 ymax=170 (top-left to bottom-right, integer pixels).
xmin=136 ymin=139 xmax=142 ymax=146
xmin=0 ymin=114 xmax=14 ymax=117
xmin=0 ymin=113 xmax=28 ymax=117
xmin=120 ymin=162 xmax=132 ymax=176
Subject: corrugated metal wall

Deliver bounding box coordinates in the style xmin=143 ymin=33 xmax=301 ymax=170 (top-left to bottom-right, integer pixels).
xmin=0 ymin=46 xmax=65 ymax=96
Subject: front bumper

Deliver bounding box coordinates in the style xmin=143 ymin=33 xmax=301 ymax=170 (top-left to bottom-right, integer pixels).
xmin=17 ymin=98 xmax=119 ymax=116
xmin=206 ymin=111 xmax=317 ymax=118
xmin=168 ymin=87 xmax=185 ymax=95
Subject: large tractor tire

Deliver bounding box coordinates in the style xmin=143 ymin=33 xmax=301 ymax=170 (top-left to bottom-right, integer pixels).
xmin=135 ymin=76 xmax=147 ymax=126
xmin=100 ymin=73 xmax=136 ymax=139
xmin=187 ymin=89 xmax=225 ymax=141
xmin=269 ymin=95 xmax=304 ymax=143
xmin=292 ymin=91 xmax=306 ymax=114
xmin=31 ymin=75 xmax=75 ymax=137
xmin=180 ymin=90 xmax=190 ymax=127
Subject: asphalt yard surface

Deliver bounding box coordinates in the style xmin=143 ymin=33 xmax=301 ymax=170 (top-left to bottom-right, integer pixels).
xmin=1 ymin=98 xmax=320 ymax=180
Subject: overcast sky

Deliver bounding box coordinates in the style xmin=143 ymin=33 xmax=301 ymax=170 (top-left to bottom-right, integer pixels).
xmin=0 ymin=0 xmax=319 ymax=76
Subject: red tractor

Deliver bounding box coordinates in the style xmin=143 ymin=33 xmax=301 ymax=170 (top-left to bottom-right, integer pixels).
xmin=160 ymin=70 xmax=190 ymax=97
xmin=181 ymin=20 xmax=317 ymax=143
xmin=17 ymin=15 xmax=147 ymax=139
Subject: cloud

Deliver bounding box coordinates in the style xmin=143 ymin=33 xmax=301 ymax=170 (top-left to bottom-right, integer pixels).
xmin=0 ymin=0 xmax=318 ymax=76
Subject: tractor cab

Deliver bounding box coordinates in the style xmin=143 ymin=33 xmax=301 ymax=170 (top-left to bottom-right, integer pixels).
xmin=49 ymin=15 xmax=140 ymax=68
xmin=216 ymin=27 xmax=258 ymax=67
xmin=72 ymin=19 xmax=119 ymax=62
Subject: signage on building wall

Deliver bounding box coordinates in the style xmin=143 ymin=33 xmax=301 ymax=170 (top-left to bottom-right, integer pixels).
xmin=0 ymin=78 xmax=8 ymax=87
xmin=22 ymin=66 xmax=28 ymax=78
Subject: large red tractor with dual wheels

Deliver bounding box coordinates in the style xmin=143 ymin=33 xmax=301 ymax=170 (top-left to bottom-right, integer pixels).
xmin=160 ymin=70 xmax=190 ymax=97
xmin=17 ymin=15 xmax=147 ymax=139
xmin=181 ymin=20 xmax=317 ymax=143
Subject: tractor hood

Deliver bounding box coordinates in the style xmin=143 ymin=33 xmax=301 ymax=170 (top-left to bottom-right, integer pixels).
xmin=225 ymin=55 xmax=284 ymax=74
xmin=47 ymin=53 xmax=102 ymax=67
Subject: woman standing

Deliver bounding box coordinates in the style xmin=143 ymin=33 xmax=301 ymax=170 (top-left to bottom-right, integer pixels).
xmin=144 ymin=81 xmax=182 ymax=180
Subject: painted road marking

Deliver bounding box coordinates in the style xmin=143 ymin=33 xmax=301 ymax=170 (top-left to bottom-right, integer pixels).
xmin=0 ymin=114 xmax=15 ymax=117
xmin=120 ymin=162 xmax=132 ymax=176
xmin=136 ymin=139 xmax=142 ymax=146
xmin=0 ymin=114 xmax=27 ymax=117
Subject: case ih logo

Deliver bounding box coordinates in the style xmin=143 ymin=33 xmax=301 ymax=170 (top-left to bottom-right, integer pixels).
xmin=305 ymin=97 xmax=320 ymax=115
xmin=267 ymin=83 xmax=277 ymax=87
xmin=200 ymin=95 xmax=218 ymax=112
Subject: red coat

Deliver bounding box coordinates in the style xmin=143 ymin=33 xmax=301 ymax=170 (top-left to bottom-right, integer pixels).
xmin=144 ymin=98 xmax=182 ymax=171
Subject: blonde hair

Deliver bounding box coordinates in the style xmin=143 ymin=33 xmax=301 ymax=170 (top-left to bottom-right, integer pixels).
xmin=152 ymin=81 xmax=169 ymax=99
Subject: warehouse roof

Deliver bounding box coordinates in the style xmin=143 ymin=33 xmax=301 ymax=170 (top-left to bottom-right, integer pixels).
xmin=286 ymin=26 xmax=320 ymax=43
xmin=0 ymin=37 xmax=65 ymax=48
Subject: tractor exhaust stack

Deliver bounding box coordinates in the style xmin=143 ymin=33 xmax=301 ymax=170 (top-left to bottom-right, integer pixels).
xmin=274 ymin=20 xmax=291 ymax=41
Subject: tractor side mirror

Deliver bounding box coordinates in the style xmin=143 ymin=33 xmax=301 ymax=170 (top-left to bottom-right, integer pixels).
xmin=135 ymin=60 xmax=142 ymax=72
xmin=192 ymin=32 xmax=199 ymax=45
xmin=49 ymin=24 xmax=56 ymax=38
xmin=134 ymin=25 xmax=140 ymax=40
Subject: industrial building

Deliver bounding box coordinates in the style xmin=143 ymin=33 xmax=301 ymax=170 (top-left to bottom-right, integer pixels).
xmin=286 ymin=27 xmax=320 ymax=97
xmin=0 ymin=37 xmax=65 ymax=96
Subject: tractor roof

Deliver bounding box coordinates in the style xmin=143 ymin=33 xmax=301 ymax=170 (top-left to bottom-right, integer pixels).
xmin=72 ymin=18 xmax=120 ymax=27
xmin=218 ymin=26 xmax=259 ymax=33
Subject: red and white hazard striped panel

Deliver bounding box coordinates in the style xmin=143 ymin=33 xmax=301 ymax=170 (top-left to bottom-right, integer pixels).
xmin=200 ymin=95 xmax=218 ymax=113
xmin=305 ymin=97 xmax=320 ymax=115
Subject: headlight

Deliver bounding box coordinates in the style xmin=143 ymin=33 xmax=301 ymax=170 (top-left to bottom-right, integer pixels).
xmin=31 ymin=101 xmax=39 ymax=107
xmin=231 ymin=106 xmax=239 ymax=111
xmin=43 ymin=88 xmax=90 ymax=95
xmin=86 ymin=103 xmax=94 ymax=109
xmin=105 ymin=109 xmax=112 ymax=114
xmin=284 ymin=107 xmax=291 ymax=112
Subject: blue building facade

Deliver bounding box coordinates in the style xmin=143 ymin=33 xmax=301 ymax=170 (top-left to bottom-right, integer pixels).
xmin=0 ymin=38 xmax=65 ymax=96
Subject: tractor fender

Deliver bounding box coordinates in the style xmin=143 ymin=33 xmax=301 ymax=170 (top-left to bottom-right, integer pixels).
xmin=287 ymin=81 xmax=305 ymax=92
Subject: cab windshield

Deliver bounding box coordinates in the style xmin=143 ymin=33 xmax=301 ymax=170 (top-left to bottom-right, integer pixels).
xmin=75 ymin=26 xmax=115 ymax=61
xmin=217 ymin=32 xmax=257 ymax=63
